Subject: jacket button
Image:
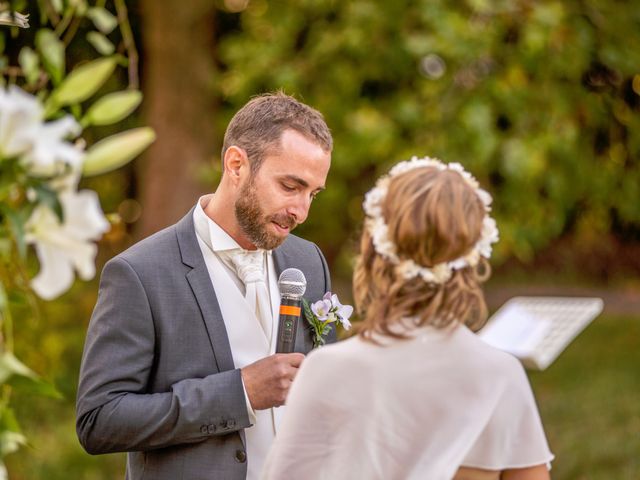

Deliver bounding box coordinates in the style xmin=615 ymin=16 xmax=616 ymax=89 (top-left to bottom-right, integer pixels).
xmin=235 ymin=449 xmax=247 ymax=463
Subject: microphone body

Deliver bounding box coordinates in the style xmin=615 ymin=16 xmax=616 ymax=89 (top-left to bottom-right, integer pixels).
xmin=276 ymin=295 xmax=302 ymax=353
xmin=276 ymin=268 xmax=307 ymax=353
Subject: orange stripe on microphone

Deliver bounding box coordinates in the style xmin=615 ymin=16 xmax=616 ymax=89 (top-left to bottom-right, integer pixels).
xmin=280 ymin=305 xmax=301 ymax=316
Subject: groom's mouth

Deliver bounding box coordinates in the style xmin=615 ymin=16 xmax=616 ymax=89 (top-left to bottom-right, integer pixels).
xmin=271 ymin=221 xmax=291 ymax=235
xmin=270 ymin=216 xmax=296 ymax=235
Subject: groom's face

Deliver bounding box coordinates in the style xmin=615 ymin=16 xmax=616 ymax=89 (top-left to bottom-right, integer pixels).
xmin=235 ymin=129 xmax=331 ymax=250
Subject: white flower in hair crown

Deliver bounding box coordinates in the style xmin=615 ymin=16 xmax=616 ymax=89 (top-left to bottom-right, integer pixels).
xmin=363 ymin=156 xmax=500 ymax=284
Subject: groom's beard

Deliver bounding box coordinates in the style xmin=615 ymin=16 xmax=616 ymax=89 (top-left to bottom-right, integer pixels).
xmin=235 ymin=177 xmax=297 ymax=251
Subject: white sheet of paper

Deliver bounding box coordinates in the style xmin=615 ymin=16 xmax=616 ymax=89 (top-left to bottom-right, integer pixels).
xmin=478 ymin=303 xmax=552 ymax=357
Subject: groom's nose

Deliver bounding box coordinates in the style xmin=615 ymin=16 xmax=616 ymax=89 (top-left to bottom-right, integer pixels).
xmin=287 ymin=194 xmax=311 ymax=224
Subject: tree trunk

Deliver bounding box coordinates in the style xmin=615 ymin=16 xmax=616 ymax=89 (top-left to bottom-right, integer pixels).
xmin=136 ymin=0 xmax=218 ymax=239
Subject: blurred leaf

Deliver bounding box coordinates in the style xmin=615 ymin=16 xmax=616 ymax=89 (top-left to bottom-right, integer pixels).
xmin=87 ymin=6 xmax=118 ymax=34
xmin=0 ymin=282 xmax=7 ymax=311
xmin=48 ymin=56 xmax=118 ymax=107
xmin=0 ymin=431 xmax=27 ymax=458
xmin=35 ymin=29 xmax=65 ymax=85
xmin=86 ymin=31 xmax=115 ymax=55
xmin=82 ymin=90 xmax=142 ymax=127
xmin=6 ymin=290 xmax=29 ymax=307
xmin=0 ymin=206 xmax=26 ymax=259
xmin=31 ymin=183 xmax=63 ymax=222
xmin=0 ymin=407 xmax=20 ymax=436
xmin=8 ymin=375 xmax=63 ymax=400
xmin=0 ymin=353 xmax=61 ymax=400
xmin=50 ymin=0 xmax=63 ymax=13
xmin=74 ymin=0 xmax=89 ymax=16
xmin=83 ymin=127 xmax=156 ymax=176
xmin=17 ymin=47 xmax=39 ymax=86
xmin=0 ymin=352 xmax=37 ymax=384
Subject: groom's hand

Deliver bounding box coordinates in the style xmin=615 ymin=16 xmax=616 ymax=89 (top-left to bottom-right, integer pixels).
xmin=241 ymin=353 xmax=305 ymax=410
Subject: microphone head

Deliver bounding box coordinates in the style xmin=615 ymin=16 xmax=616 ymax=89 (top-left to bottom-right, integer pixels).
xmin=278 ymin=268 xmax=307 ymax=298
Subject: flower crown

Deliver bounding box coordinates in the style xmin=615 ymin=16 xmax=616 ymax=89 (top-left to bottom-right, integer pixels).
xmin=363 ymin=156 xmax=499 ymax=284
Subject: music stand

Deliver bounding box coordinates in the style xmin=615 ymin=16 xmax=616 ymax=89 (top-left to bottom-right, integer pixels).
xmin=478 ymin=296 xmax=604 ymax=370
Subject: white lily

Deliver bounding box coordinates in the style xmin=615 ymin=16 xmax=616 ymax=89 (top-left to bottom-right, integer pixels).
xmin=24 ymin=115 xmax=84 ymax=176
xmin=0 ymin=85 xmax=41 ymax=158
xmin=26 ymin=188 xmax=109 ymax=300
xmin=0 ymin=85 xmax=83 ymax=175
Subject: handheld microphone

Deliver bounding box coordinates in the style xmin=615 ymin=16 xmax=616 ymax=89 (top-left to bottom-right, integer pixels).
xmin=276 ymin=268 xmax=307 ymax=353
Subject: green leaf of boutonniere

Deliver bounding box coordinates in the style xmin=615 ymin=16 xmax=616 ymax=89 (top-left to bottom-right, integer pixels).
xmin=302 ymin=298 xmax=314 ymax=323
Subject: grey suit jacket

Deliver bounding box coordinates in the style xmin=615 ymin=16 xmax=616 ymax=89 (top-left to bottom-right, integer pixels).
xmin=76 ymin=208 xmax=334 ymax=480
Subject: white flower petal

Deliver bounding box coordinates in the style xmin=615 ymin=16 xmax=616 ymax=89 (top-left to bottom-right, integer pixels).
xmin=0 ymin=86 xmax=42 ymax=158
xmin=60 ymin=189 xmax=110 ymax=241
xmin=26 ymin=188 xmax=109 ymax=299
xmin=477 ymin=188 xmax=493 ymax=208
xmin=72 ymin=242 xmax=98 ymax=280
xmin=0 ymin=85 xmax=84 ymax=174
xmin=339 ymin=317 xmax=352 ymax=330
xmin=338 ymin=304 xmax=354 ymax=321
xmin=23 ymin=116 xmax=84 ymax=176
xmin=42 ymin=115 xmax=81 ymax=138
xmin=31 ymin=243 xmax=76 ymax=300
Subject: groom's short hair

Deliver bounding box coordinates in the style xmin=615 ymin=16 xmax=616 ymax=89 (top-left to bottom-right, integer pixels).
xmin=222 ymin=92 xmax=333 ymax=175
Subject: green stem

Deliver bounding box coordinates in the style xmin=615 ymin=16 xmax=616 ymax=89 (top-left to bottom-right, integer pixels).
xmin=2 ymin=301 xmax=13 ymax=353
xmin=61 ymin=13 xmax=82 ymax=46
xmin=53 ymin=5 xmax=75 ymax=38
xmin=114 ymin=0 xmax=139 ymax=89
xmin=40 ymin=0 xmax=61 ymax=24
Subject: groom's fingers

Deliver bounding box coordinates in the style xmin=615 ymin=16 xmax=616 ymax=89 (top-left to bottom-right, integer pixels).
xmin=280 ymin=352 xmax=304 ymax=373
xmin=271 ymin=352 xmax=306 ymax=386
xmin=278 ymin=353 xmax=305 ymax=384
xmin=241 ymin=353 xmax=306 ymax=410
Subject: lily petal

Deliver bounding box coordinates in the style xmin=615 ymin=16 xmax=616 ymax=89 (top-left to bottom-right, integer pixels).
xmin=26 ymin=189 xmax=109 ymax=299
xmin=31 ymin=242 xmax=75 ymax=300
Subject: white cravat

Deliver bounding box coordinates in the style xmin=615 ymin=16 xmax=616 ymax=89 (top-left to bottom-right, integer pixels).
xmin=225 ymin=249 xmax=273 ymax=342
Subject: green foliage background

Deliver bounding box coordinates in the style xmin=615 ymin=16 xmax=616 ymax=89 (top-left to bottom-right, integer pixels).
xmin=215 ymin=0 xmax=640 ymax=277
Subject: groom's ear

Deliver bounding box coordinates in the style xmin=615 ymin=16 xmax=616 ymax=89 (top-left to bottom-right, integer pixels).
xmin=223 ymin=146 xmax=249 ymax=186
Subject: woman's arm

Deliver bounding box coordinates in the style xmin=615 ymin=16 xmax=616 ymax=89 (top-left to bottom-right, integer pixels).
xmin=501 ymin=464 xmax=550 ymax=480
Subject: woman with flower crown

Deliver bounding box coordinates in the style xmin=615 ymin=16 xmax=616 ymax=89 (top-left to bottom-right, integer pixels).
xmin=262 ymin=157 xmax=554 ymax=480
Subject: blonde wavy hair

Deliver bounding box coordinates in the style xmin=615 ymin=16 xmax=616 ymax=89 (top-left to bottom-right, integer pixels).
xmin=354 ymin=166 xmax=491 ymax=340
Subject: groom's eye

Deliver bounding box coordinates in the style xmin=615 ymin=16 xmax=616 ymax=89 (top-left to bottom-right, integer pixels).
xmin=281 ymin=183 xmax=296 ymax=192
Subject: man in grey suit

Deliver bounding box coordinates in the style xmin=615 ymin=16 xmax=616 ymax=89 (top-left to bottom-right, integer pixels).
xmin=76 ymin=93 xmax=335 ymax=480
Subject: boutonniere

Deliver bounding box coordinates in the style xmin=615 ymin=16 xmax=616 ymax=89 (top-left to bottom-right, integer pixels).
xmin=302 ymin=292 xmax=353 ymax=348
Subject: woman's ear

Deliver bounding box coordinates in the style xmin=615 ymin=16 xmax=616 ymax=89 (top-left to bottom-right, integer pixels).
xmin=222 ymin=146 xmax=249 ymax=186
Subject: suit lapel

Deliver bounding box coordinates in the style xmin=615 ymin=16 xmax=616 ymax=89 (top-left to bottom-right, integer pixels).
xmin=176 ymin=209 xmax=235 ymax=373
xmin=271 ymin=246 xmax=287 ymax=278
xmin=185 ymin=267 xmax=236 ymax=372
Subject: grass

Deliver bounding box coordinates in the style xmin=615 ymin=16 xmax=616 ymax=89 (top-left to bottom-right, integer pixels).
xmin=5 ymin=313 xmax=639 ymax=479
xmin=528 ymin=314 xmax=640 ymax=479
